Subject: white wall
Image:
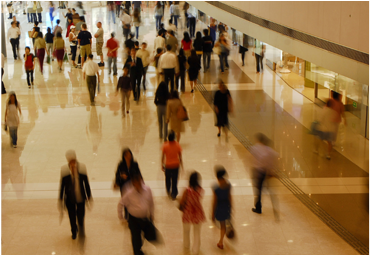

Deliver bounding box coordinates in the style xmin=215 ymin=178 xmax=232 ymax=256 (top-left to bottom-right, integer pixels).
xmin=190 ymin=1 xmax=369 ymax=86
xmin=224 ymin=1 xmax=369 ymax=54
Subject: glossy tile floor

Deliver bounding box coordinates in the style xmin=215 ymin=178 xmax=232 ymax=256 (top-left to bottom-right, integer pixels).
xmin=1 ymin=1 xmax=368 ymax=254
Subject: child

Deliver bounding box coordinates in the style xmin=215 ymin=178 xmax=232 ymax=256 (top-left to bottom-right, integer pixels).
xmin=5 ymin=91 xmax=22 ymax=148
xmin=212 ymin=166 xmax=232 ymax=250
xmin=116 ymin=66 xmax=132 ymax=117
xmin=24 ymin=46 xmax=35 ymax=88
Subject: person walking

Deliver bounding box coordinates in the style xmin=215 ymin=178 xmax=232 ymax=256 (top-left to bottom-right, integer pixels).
xmin=36 ymin=1 xmax=43 ymax=23
xmin=133 ymin=8 xmax=141 ymax=40
xmin=250 ymin=133 xmax=279 ymax=219
xmin=59 ymin=150 xmax=93 ymax=239
xmin=154 ymin=48 xmax=164 ymax=85
xmin=181 ymin=32 xmax=192 ymax=61
xmin=114 ymin=148 xmax=141 ymax=195
xmin=115 ymin=1 xmax=121 ymax=17
xmin=214 ymin=80 xmax=233 ymax=137
xmin=187 ymin=50 xmax=201 ymax=93
xmin=158 ymin=45 xmax=179 ymax=92
xmin=120 ymin=9 xmax=131 ymax=41
xmin=53 ymin=32 xmax=65 ymax=71
xmin=34 ymin=32 xmax=46 ymax=74
xmin=124 ymin=33 xmax=136 ymax=56
xmin=239 ymin=44 xmax=248 ymax=66
xmin=136 ymin=42 xmax=150 ymax=90
xmin=214 ymin=34 xmax=229 ymax=74
xmin=24 ymin=47 xmax=35 ymax=88
xmin=49 ymin=1 xmax=55 ymax=28
xmin=166 ymin=30 xmax=178 ymax=53
xmin=179 ymin=171 xmax=206 ymax=254
xmin=176 ymin=49 xmax=186 ymax=92
xmin=154 ymin=2 xmax=163 ymax=31
xmin=166 ymin=91 xmax=184 ymax=142
xmin=94 ymin=22 xmax=104 ymax=67
xmin=125 ymin=48 xmax=143 ymax=101
xmin=82 ymin=54 xmax=100 ymax=105
xmin=329 ymin=91 xmax=347 ymax=146
xmin=252 ymin=38 xmax=264 ymax=73
xmin=77 ymin=24 xmax=92 ymax=68
xmin=5 ymin=91 xmax=22 ymax=148
xmin=212 ymin=166 xmax=233 ymax=250
xmin=202 ymin=29 xmax=213 ymax=72
xmin=161 ymin=130 xmax=183 ymax=200
xmin=30 ymin=21 xmax=40 ymax=54
xmin=116 ymin=66 xmax=132 ymax=117
xmin=53 ymin=19 xmax=63 ymax=37
xmin=187 ymin=12 xmax=196 ymax=38
xmin=8 ymin=21 xmax=21 ymax=60
xmin=118 ymin=171 xmax=158 ymax=255
xmin=155 ymin=81 xmax=169 ymax=140
xmin=172 ymin=1 xmax=180 ymax=28
xmin=69 ymin=26 xmax=78 ymax=67
xmin=65 ymin=17 xmax=74 ymax=38
xmin=106 ymin=32 xmax=119 ymax=75
xmin=154 ymin=30 xmax=166 ymax=53
xmin=209 ymin=19 xmax=217 ymax=47
xmin=107 ymin=1 xmax=116 ymax=24
xmin=45 ymin=27 xmax=54 ymax=62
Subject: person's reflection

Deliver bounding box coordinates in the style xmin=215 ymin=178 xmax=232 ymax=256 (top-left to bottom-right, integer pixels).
xmin=57 ymin=87 xmax=68 ymax=109
xmin=187 ymin=94 xmax=201 ymax=133
xmin=86 ymin=106 xmax=102 ymax=154
xmin=27 ymin=93 xmax=39 ymax=129
xmin=1 ymin=148 xmax=25 ymax=198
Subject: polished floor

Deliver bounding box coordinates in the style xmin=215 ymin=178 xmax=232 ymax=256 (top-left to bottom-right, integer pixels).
xmin=1 ymin=1 xmax=368 ymax=255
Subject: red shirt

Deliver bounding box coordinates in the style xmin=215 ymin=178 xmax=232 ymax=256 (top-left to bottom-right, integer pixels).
xmin=106 ymin=38 xmax=119 ymax=57
xmin=181 ymin=39 xmax=192 ymax=50
xmin=162 ymin=141 xmax=182 ymax=168
xmin=24 ymin=54 xmax=34 ymax=69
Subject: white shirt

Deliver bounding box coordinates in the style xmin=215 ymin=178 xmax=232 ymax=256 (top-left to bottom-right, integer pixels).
xmin=8 ymin=27 xmax=20 ymax=39
xmin=6 ymin=104 xmax=20 ymax=127
xmin=250 ymin=143 xmax=279 ymax=174
xmin=120 ymin=12 xmax=131 ymax=25
xmin=82 ymin=59 xmax=99 ymax=76
xmin=154 ymin=36 xmax=165 ymax=52
xmin=136 ymin=48 xmax=150 ymax=67
xmin=117 ymin=183 xmax=154 ymax=219
xmin=158 ymin=51 xmax=179 ymax=73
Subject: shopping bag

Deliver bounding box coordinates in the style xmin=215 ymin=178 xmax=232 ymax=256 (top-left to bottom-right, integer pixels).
xmin=63 ymin=52 xmax=69 ymax=62
xmin=46 ymin=55 xmax=51 ymax=64
xmin=97 ymin=81 xmax=100 ymax=93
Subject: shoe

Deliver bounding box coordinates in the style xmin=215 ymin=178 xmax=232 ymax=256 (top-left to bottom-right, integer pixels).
xmin=113 ymin=73 xmax=118 ymax=76
xmin=31 ymin=82 xmax=34 ymax=86
xmin=126 ymin=111 xmax=129 ymax=114
xmin=28 ymin=85 xmax=31 ymax=89
xmin=252 ymin=208 xmax=262 ymax=214
xmin=326 ymin=155 xmax=331 ymax=160
xmin=217 ymin=243 xmax=224 ymax=249
xmin=217 ymin=133 xmax=220 ymax=137
xmin=191 ymin=89 xmax=194 ymax=93
xmin=72 ymin=233 xmax=77 ymax=240
xmin=13 ymin=145 xmax=17 ymax=148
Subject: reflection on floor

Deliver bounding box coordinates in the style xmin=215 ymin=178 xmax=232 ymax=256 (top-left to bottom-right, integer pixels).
xmin=1 ymin=1 xmax=368 ymax=255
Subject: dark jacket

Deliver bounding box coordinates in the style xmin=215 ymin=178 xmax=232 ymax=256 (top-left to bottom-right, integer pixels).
xmin=125 ymin=56 xmax=143 ymax=77
xmin=115 ymin=159 xmax=141 ymax=188
xmin=193 ymin=38 xmax=204 ymax=52
xmin=59 ymin=173 xmax=92 ymax=204
xmin=202 ymin=35 xmax=213 ymax=52
xmin=154 ymin=87 xmax=169 ymax=106
xmin=117 ymin=76 xmax=132 ymax=91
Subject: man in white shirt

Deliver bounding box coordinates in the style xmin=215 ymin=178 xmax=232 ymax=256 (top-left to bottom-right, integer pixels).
xmin=82 ymin=54 xmax=100 ymax=105
xmin=7 ymin=21 xmax=20 ymax=60
xmin=136 ymin=42 xmax=150 ymax=90
xmin=120 ymin=10 xmax=131 ymax=40
xmin=118 ymin=172 xmax=157 ymax=255
xmin=153 ymin=30 xmax=165 ymax=54
xmin=250 ymin=133 xmax=279 ymax=219
xmin=158 ymin=45 xmax=179 ymax=92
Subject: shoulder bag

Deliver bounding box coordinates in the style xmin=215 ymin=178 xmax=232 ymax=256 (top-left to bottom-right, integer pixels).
xmin=177 ymin=103 xmax=189 ymax=121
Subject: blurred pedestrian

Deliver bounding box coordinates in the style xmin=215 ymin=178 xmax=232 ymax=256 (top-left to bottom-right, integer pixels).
xmin=187 ymin=50 xmax=201 ymax=93
xmin=68 ymin=26 xmax=78 ymax=67
xmin=179 ymin=171 xmax=206 ymax=254
xmin=49 ymin=2 xmax=55 ymax=28
xmin=166 ymin=91 xmax=185 ymax=141
xmin=214 ymin=80 xmax=233 ymax=137
xmin=5 ymin=91 xmax=22 ymax=148
xmin=125 ymin=48 xmax=143 ymax=101
xmin=106 ymin=32 xmax=119 ymax=75
xmin=120 ymin=9 xmax=131 ymax=41
xmin=136 ymin=42 xmax=150 ymax=90
xmin=34 ymin=32 xmax=46 ymax=73
xmin=154 ymin=30 xmax=165 ymax=54
xmin=116 ymin=66 xmax=132 ymax=116
xmin=1 ymin=53 xmax=6 ymax=94
xmin=133 ymin=8 xmax=141 ymax=39
xmin=202 ymin=29 xmax=212 ymax=72
xmin=154 ymin=48 xmax=164 ymax=85
xmin=176 ymin=49 xmax=186 ymax=92
xmin=252 ymin=39 xmax=264 ymax=73
xmin=77 ymin=24 xmax=92 ymax=68
xmin=329 ymin=91 xmax=347 ymax=143
xmin=154 ymin=2 xmax=163 ymax=31
xmin=172 ymin=1 xmax=180 ymax=28
xmin=250 ymin=133 xmax=279 ymax=220
xmin=59 ymin=150 xmax=93 ymax=239
xmin=65 ymin=17 xmax=74 ymax=38
xmin=24 ymin=46 xmax=35 ymax=88
xmin=214 ymin=33 xmax=229 ymax=73
xmin=187 ymin=12 xmax=196 ymax=38
xmin=82 ymin=54 xmax=100 ymax=105
xmin=212 ymin=166 xmax=232 ymax=250
xmin=118 ymin=171 xmax=158 ymax=255
xmin=53 ymin=32 xmax=65 ymax=71
xmin=8 ymin=21 xmax=20 ymax=60
xmin=53 ymin=19 xmax=63 ymax=37
xmin=158 ymin=45 xmax=179 ymax=92
xmin=155 ymin=81 xmax=169 ymax=140
xmin=181 ymin=32 xmax=192 ymax=61
xmin=107 ymin=1 xmax=116 ymax=24
xmin=45 ymin=27 xmax=54 ymax=62
xmin=161 ymin=130 xmax=183 ymax=199
xmin=166 ymin=30 xmax=178 ymax=53
xmin=94 ymin=22 xmax=104 ymax=66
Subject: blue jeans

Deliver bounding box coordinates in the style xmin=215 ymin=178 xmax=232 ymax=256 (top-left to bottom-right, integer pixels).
xmin=9 ymin=127 xmax=18 ymax=146
xmin=108 ymin=10 xmax=116 ymax=24
xmin=135 ymin=26 xmax=139 ymax=39
xmin=155 ymin=15 xmax=162 ymax=30
xmin=219 ymin=52 xmax=229 ymax=72
xmin=108 ymin=57 xmax=117 ymax=75
xmin=203 ymin=52 xmax=211 ymax=70
xmin=173 ymin=15 xmax=179 ymax=27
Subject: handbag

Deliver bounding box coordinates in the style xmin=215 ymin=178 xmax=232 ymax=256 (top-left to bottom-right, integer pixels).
xmin=46 ymin=55 xmax=51 ymax=64
xmin=177 ymin=104 xmax=189 ymax=121
xmin=178 ymin=189 xmax=188 ymax=212
xmin=213 ymin=46 xmax=221 ymax=55
xmin=63 ymin=52 xmax=69 ymax=62
xmin=226 ymin=219 xmax=235 ymax=239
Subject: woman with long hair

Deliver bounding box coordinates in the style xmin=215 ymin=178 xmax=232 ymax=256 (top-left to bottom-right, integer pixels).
xmin=193 ymin=31 xmax=204 ymax=62
xmin=34 ymin=32 xmax=46 ymax=73
xmin=155 ymin=81 xmax=169 ymax=140
xmin=181 ymin=32 xmax=192 ymax=61
xmin=166 ymin=90 xmax=185 ymax=142
xmin=133 ymin=8 xmax=141 ymax=39
xmin=5 ymin=91 xmax=22 ymax=148
xmin=179 ymin=171 xmax=206 ymax=254
xmin=53 ymin=32 xmax=65 ymax=71
xmin=214 ymin=80 xmax=233 ymax=137
xmin=66 ymin=17 xmax=74 ymax=38
xmin=187 ymin=50 xmax=201 ymax=93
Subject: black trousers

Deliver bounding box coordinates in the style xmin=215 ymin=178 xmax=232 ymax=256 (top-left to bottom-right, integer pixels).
xmin=176 ymin=70 xmax=185 ymax=92
xmin=189 ymin=17 xmax=196 ymax=37
xmin=131 ymin=75 xmax=142 ymax=100
xmin=142 ymin=66 xmax=148 ymax=89
xmin=255 ymin=54 xmax=263 ymax=72
xmin=10 ymin=38 xmax=19 ymax=59
xmin=70 ymin=45 xmax=77 ymax=62
xmin=2 ymin=68 xmax=6 ymax=94
xmin=241 ymin=52 xmax=245 ymax=65
xmin=128 ymin=214 xmax=157 ymax=255
xmin=66 ymin=201 xmax=85 ymax=235
xmin=163 ymin=68 xmax=175 ymax=92
xmin=26 ymin=70 xmax=34 ymax=85
xmin=253 ymin=169 xmax=266 ymax=211
xmin=165 ymin=167 xmax=179 ymax=199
